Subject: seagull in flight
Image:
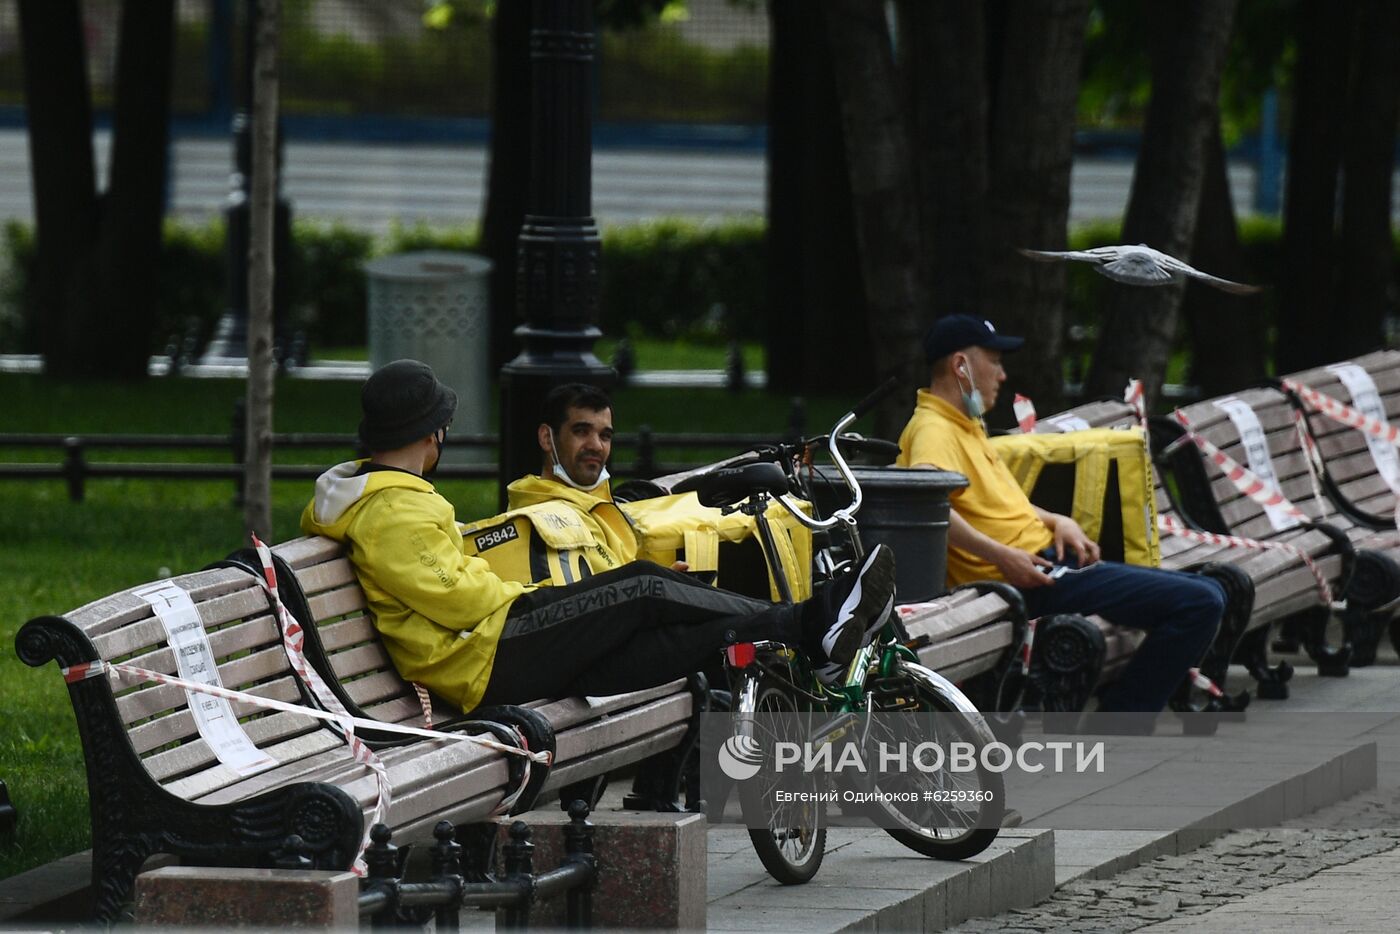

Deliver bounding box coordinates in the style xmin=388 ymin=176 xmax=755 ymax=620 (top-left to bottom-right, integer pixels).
xmin=1018 ymin=244 xmax=1261 ymax=294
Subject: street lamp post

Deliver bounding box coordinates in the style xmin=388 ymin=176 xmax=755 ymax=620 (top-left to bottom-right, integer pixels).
xmin=497 ymin=0 xmax=613 ymax=507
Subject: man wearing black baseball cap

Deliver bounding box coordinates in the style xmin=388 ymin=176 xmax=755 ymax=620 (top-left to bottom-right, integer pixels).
xmin=896 ymin=317 xmax=1224 ymax=714
xmin=301 ymin=359 xmax=897 ymax=712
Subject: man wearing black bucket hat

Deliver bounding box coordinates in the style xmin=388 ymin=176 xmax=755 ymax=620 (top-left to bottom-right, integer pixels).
xmin=895 ymin=316 xmax=1225 ymax=714
xmin=302 ymin=359 xmax=897 ymax=712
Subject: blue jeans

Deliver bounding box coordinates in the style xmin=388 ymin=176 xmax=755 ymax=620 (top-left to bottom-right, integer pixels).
xmin=1019 ymin=551 xmax=1225 ymax=713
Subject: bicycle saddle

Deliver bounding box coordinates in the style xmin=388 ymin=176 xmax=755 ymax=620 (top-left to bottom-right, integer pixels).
xmin=678 ymin=461 xmax=791 ymax=509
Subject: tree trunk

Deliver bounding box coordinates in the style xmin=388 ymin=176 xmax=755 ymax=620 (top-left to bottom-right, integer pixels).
xmin=480 ymin=1 xmax=532 ymax=372
xmin=1275 ymin=0 xmax=1352 ymax=373
xmin=17 ymin=0 xmax=99 ymax=378
xmin=1337 ymin=0 xmax=1400 ymax=356
xmin=244 ymin=0 xmax=279 ymax=540
xmin=897 ymin=0 xmax=987 ymax=320
xmin=1086 ymin=0 xmax=1239 ymax=406
xmin=821 ymin=0 xmax=928 ymax=436
xmin=95 ymin=0 xmax=176 ymax=379
xmin=1181 ymin=124 xmax=1267 ymax=399
xmin=765 ymin=0 xmax=870 ymax=395
xmin=980 ymin=0 xmax=1091 ymax=421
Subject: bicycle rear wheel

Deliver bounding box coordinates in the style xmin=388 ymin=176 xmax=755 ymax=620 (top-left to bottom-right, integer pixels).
xmin=733 ymin=670 xmax=827 ymax=884
xmin=862 ymin=659 xmax=1004 ymax=860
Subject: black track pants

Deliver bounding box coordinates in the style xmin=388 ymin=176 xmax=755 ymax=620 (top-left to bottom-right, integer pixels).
xmin=477 ymin=562 xmax=801 ymax=705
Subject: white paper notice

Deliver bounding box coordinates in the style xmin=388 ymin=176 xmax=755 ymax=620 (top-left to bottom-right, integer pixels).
xmin=134 ymin=582 xmax=277 ymax=777
xmin=1326 ymin=363 xmax=1400 ymax=508
xmin=1046 ymin=415 xmax=1092 ymax=432
xmin=1211 ymin=397 xmax=1300 ymax=531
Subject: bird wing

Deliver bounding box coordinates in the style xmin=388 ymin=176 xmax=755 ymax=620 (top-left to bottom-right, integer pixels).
xmin=1017 ymin=247 xmax=1116 ymax=264
xmin=1154 ymin=252 xmax=1262 ymax=294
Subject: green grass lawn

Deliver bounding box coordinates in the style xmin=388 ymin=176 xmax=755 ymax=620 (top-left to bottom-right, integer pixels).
xmin=315 ymin=338 xmax=767 ymax=373
xmin=0 ymin=371 xmax=848 ymax=881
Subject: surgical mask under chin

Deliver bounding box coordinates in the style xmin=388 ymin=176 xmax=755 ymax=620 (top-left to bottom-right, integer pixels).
xmin=957 ymin=368 xmax=986 ymax=420
xmin=550 ymin=432 xmax=610 ymax=492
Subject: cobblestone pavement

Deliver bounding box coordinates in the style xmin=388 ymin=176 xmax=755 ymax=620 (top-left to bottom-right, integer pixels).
xmin=950 ymin=784 xmax=1400 ymax=933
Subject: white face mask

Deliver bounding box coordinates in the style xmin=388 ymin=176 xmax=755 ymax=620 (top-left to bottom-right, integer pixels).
xmin=549 ymin=429 xmax=610 ymax=492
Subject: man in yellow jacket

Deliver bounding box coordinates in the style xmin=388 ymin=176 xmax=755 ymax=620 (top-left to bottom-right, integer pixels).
xmin=504 ymin=383 xmax=639 ymax=576
xmin=302 ymin=360 xmax=896 ymax=712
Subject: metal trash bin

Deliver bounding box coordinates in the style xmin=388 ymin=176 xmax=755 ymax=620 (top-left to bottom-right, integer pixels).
xmin=813 ymin=466 xmax=968 ymax=603
xmin=365 ymin=251 xmax=493 ymax=463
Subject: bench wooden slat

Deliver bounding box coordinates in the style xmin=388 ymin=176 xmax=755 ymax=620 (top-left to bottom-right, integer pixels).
xmin=917 ymin=620 xmax=1013 ymax=672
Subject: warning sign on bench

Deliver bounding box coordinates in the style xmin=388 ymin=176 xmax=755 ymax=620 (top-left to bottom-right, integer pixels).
xmin=134 ymin=581 xmax=276 ymax=777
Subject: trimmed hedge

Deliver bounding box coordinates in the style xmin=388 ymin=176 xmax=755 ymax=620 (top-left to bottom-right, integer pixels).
xmin=0 ymin=217 xmax=767 ymax=355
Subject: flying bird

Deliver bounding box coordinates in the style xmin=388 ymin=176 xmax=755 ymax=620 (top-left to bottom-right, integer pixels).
xmin=1017 ymin=244 xmax=1261 ymax=295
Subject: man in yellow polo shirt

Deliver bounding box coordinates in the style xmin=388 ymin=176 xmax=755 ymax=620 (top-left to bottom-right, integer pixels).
xmin=897 ymin=315 xmax=1223 ymax=713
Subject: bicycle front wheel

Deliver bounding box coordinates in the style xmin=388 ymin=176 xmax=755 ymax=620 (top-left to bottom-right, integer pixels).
xmin=733 ymin=670 xmax=827 ymax=884
xmin=863 ymin=659 xmax=1004 ymax=860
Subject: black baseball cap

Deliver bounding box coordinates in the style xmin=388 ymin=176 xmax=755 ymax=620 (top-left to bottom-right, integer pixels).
xmin=923 ymin=315 xmax=1025 ymax=363
xmin=359 ymin=360 xmax=457 ymax=452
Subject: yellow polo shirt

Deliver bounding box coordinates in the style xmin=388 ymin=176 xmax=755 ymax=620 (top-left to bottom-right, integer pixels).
xmin=896 ymin=390 xmax=1053 ymax=586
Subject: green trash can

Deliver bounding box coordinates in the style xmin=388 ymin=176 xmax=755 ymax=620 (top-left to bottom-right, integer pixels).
xmin=813 ymin=466 xmax=968 ymax=603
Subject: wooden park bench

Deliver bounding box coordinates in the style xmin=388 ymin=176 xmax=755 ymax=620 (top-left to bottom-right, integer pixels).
xmin=14 ymin=565 xmax=563 ymax=923
xmin=255 ymin=535 xmax=709 ymax=814
xmin=1030 ymin=399 xmax=1332 ymax=705
xmin=1279 ymin=350 xmax=1400 ymax=532
xmin=1158 ymin=385 xmax=1400 ymax=669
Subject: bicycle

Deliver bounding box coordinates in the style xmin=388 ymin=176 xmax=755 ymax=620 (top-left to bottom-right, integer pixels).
xmin=675 ymin=380 xmax=1005 ymax=885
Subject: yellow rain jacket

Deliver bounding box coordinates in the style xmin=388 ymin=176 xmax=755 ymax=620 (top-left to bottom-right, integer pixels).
xmin=300 ymin=461 xmax=532 ymax=713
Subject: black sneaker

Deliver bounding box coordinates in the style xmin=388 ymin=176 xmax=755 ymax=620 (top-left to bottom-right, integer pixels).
xmin=811 ymin=544 xmax=896 ymax=666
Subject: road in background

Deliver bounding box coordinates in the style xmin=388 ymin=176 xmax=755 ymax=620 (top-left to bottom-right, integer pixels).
xmin=0 ymin=128 xmax=1355 ymax=233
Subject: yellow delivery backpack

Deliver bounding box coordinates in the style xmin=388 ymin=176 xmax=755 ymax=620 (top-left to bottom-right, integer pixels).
xmin=621 ymin=491 xmax=815 ymax=602
xmin=460 ymin=500 xmax=626 ymax=587
xmin=988 ymin=426 xmax=1160 ymax=568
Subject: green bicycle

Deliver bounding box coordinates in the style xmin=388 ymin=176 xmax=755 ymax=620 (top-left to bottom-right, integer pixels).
xmin=681 ymin=381 xmax=1005 ymax=885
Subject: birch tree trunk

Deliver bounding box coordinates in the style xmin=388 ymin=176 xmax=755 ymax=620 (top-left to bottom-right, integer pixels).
xmin=244 ymin=0 xmax=280 ymax=540
xmin=1086 ymin=0 xmax=1239 ymax=406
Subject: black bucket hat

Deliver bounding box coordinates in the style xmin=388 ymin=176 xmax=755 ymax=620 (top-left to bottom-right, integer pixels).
xmin=359 ymin=359 xmax=457 ymax=452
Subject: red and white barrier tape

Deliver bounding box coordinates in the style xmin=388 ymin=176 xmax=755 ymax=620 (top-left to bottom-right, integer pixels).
xmin=1187 ymin=667 xmax=1223 ymax=699
xmin=1156 ymin=513 xmax=1333 ymax=604
xmin=1281 ymin=377 xmax=1400 ymax=530
xmin=1171 ymin=410 xmax=1309 ymax=526
xmin=1013 ymin=394 xmax=1038 ymax=433
xmin=1124 ymin=379 xmax=1148 ymax=433
xmin=413 ymin=683 xmax=435 ymax=730
xmin=1018 ymin=617 xmax=1038 ymax=677
xmin=252 ymin=535 xmax=388 ymax=874
xmin=1290 ymin=406 xmax=1330 ymax=515
xmin=1282 ymin=378 xmax=1400 ymax=445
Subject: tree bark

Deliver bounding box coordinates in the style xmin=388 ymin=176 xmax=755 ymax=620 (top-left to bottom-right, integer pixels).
xmin=897 ymin=0 xmax=987 ymax=321
xmin=765 ymin=0 xmax=870 ymax=395
xmin=1181 ymin=124 xmax=1266 ymax=399
xmin=480 ymin=1 xmax=532 ymax=372
xmin=1086 ymin=0 xmax=1239 ymax=406
xmin=981 ymin=0 xmax=1091 ymax=420
xmin=17 ymin=0 xmax=99 ymax=378
xmin=821 ymin=0 xmax=928 ymax=436
xmin=1337 ymin=0 xmax=1400 ymax=357
xmin=96 ymin=0 xmax=176 ymax=379
xmin=1274 ymin=0 xmax=1352 ymax=373
xmin=244 ymin=0 xmax=280 ymax=540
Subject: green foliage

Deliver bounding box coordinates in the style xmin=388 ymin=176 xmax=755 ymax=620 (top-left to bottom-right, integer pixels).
xmin=1080 ymin=0 xmax=1300 ymax=141
xmin=0 ymin=217 xmax=768 ymax=357
xmin=600 ymin=218 xmax=766 ymax=342
xmin=598 ymin=27 xmax=768 ymax=123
